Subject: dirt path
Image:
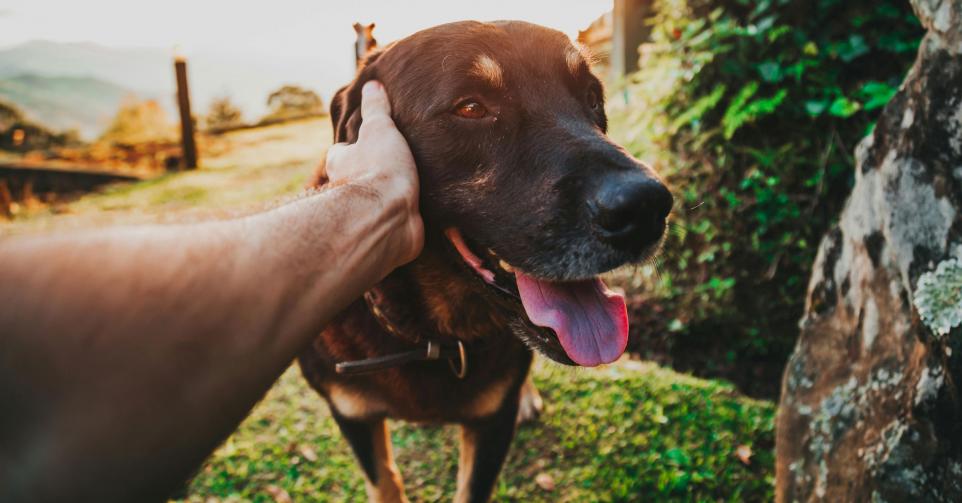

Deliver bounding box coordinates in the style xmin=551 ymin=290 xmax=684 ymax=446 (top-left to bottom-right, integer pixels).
xmin=0 ymin=118 xmax=331 ymax=235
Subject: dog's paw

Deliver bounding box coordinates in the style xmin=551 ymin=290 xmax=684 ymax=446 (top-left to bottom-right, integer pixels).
xmin=516 ymin=377 xmax=544 ymax=425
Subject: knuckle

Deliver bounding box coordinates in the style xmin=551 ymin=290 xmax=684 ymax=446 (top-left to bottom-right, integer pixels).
xmin=361 ymin=115 xmax=394 ymax=133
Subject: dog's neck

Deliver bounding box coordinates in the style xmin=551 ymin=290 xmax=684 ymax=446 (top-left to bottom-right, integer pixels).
xmin=366 ymin=241 xmax=515 ymax=345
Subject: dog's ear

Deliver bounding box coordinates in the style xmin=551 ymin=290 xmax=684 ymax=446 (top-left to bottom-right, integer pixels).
xmin=329 ymin=84 xmax=349 ymax=142
xmin=329 ymin=50 xmax=384 ymax=144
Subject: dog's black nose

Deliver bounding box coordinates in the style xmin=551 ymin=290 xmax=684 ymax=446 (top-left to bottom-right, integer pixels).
xmin=591 ymin=175 xmax=673 ymax=251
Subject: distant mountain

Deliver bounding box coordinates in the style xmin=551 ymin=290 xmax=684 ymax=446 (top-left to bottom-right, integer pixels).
xmin=0 ymin=40 xmax=340 ymax=139
xmin=0 ymin=40 xmax=171 ymax=96
xmin=0 ymin=74 xmax=133 ymax=138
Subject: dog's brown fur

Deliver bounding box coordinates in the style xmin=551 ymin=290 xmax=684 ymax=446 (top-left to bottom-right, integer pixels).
xmin=299 ymin=20 xmax=670 ymax=503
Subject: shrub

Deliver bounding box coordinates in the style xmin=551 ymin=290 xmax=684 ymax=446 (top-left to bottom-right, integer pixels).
xmin=205 ymin=96 xmax=244 ymax=132
xmin=611 ymin=0 xmax=923 ymax=396
xmin=99 ymin=98 xmax=175 ymax=145
xmin=263 ymin=85 xmax=324 ymax=122
xmin=0 ymin=100 xmax=79 ymax=152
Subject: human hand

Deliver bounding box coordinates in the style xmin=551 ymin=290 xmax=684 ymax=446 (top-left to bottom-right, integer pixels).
xmin=324 ymin=80 xmax=423 ymax=266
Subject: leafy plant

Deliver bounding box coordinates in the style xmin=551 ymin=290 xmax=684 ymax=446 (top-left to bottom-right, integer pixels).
xmin=206 ymin=96 xmax=244 ymax=132
xmin=0 ymin=99 xmax=80 ymax=152
xmin=611 ymin=0 xmax=923 ymax=396
xmin=264 ymin=85 xmax=324 ymax=122
xmin=99 ymin=98 xmax=175 ymax=145
xmin=914 ymin=257 xmax=962 ymax=337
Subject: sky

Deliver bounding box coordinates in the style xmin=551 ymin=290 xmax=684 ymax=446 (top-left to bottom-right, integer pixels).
xmin=0 ymin=0 xmax=612 ymax=103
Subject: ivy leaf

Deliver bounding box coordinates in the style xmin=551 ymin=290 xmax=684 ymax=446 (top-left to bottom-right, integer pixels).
xmin=858 ymin=81 xmax=898 ymax=111
xmin=767 ymin=25 xmax=792 ymax=43
xmin=804 ymin=99 xmax=830 ymax=117
xmin=670 ymin=84 xmax=727 ymax=133
xmin=837 ymin=34 xmax=870 ymax=62
xmin=757 ymin=61 xmax=784 ymax=83
xmin=723 ymin=86 xmax=788 ymax=139
xmin=828 ymin=96 xmax=862 ymax=118
xmin=722 ymin=82 xmax=760 ymax=138
xmin=914 ymin=257 xmax=962 ymax=337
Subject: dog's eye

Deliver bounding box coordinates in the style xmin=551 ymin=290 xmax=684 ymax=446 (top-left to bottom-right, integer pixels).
xmin=586 ymin=90 xmax=601 ymax=112
xmin=455 ymin=101 xmax=488 ymax=119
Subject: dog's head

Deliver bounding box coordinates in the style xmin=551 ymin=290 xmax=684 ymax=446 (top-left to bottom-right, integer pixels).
xmin=329 ymin=21 xmax=672 ymax=367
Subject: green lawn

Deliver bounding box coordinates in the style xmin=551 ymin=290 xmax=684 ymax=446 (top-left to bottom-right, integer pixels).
xmin=178 ymin=361 xmax=774 ymax=502
xmin=2 ymin=119 xmax=776 ymax=502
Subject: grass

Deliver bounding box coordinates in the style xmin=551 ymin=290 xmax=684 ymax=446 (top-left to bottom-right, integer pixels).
xmin=1 ymin=118 xmax=776 ymax=501
xmin=178 ymin=361 xmax=775 ymax=502
xmin=0 ymin=117 xmax=329 ymax=235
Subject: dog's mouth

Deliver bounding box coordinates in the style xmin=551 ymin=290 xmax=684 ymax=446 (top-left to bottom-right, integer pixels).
xmin=444 ymin=228 xmax=628 ymax=367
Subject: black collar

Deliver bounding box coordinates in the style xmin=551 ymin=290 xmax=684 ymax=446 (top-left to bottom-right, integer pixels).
xmin=334 ymin=291 xmax=469 ymax=378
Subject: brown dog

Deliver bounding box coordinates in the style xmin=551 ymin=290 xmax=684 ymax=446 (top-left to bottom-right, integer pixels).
xmin=299 ymin=20 xmax=672 ymax=503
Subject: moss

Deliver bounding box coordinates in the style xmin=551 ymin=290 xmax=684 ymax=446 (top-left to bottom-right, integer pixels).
xmin=177 ymin=361 xmax=776 ymax=502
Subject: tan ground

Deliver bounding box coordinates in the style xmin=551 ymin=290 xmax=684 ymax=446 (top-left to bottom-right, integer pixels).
xmin=0 ymin=117 xmax=332 ymax=236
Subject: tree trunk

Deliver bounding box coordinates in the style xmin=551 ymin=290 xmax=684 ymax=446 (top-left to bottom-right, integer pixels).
xmin=776 ymin=1 xmax=962 ymax=501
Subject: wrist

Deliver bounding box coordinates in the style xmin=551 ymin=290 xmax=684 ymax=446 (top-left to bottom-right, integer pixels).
xmin=352 ymin=174 xmax=423 ymax=268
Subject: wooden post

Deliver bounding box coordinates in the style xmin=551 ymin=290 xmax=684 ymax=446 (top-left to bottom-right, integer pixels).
xmin=174 ymin=56 xmax=198 ymax=170
xmin=611 ymin=0 xmax=653 ymax=80
xmin=0 ymin=179 xmax=12 ymax=219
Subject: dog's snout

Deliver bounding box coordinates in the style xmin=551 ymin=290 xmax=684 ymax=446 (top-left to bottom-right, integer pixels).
xmin=590 ymin=174 xmax=673 ymax=251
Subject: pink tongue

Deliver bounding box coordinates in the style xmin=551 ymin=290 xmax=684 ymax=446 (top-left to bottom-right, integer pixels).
xmin=515 ymin=271 xmax=628 ymax=366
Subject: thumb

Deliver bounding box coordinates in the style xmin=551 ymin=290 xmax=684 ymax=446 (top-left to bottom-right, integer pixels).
xmin=359 ymin=80 xmax=393 ymax=123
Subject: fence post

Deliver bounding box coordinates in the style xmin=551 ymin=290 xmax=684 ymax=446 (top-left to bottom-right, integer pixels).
xmin=174 ymin=56 xmax=198 ymax=170
xmin=0 ymin=179 xmax=12 ymax=219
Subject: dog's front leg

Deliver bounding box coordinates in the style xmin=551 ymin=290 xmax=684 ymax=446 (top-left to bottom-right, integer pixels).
xmin=516 ymin=374 xmax=544 ymax=424
xmin=454 ymin=391 xmax=520 ymax=503
xmin=330 ymin=411 xmax=408 ymax=503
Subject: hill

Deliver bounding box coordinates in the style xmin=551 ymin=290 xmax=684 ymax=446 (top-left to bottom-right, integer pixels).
xmin=0 ymin=40 xmax=169 ymax=96
xmin=0 ymin=74 xmax=134 ymax=138
xmin=0 ymin=40 xmax=339 ymax=137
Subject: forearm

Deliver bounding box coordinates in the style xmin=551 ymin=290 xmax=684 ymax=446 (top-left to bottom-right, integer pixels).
xmin=0 ymin=182 xmax=412 ymax=501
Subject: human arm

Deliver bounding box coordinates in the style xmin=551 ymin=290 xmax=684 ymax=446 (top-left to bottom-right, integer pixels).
xmin=0 ymin=81 xmax=421 ymax=502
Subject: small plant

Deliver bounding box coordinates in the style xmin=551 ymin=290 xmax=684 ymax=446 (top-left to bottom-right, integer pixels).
xmin=263 ymin=85 xmax=324 ymax=122
xmin=99 ymin=98 xmax=174 ymax=145
xmin=205 ymin=96 xmax=244 ymax=132
xmin=914 ymin=257 xmax=962 ymax=337
xmin=610 ymin=0 xmax=923 ymax=394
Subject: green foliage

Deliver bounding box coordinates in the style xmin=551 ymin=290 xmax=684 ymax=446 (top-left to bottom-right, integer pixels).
xmin=264 ymin=85 xmax=325 ymax=122
xmin=0 ymin=100 xmax=24 ymax=131
xmin=0 ymin=73 xmax=132 ymax=139
xmin=180 ymin=362 xmax=775 ymax=502
xmin=99 ymin=98 xmax=174 ymax=145
xmin=206 ymin=96 xmax=245 ymax=132
xmin=0 ymin=99 xmax=79 ymax=152
xmin=914 ymin=257 xmax=962 ymax=337
xmin=611 ymin=0 xmax=922 ymax=392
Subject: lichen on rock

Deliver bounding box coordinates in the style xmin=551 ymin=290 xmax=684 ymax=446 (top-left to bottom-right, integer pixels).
xmin=776 ymin=1 xmax=962 ymax=500
xmin=913 ymin=257 xmax=962 ymax=336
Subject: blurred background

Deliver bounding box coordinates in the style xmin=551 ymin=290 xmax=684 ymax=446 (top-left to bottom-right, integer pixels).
xmin=0 ymin=0 xmax=926 ymax=500
xmin=0 ymin=0 xmax=610 ymax=138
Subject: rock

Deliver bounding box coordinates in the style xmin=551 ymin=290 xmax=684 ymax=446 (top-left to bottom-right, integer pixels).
xmin=265 ymin=485 xmax=293 ymax=503
xmin=736 ymin=444 xmax=753 ymax=466
xmin=535 ymin=472 xmax=556 ymax=491
xmin=775 ymin=2 xmax=962 ymax=501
